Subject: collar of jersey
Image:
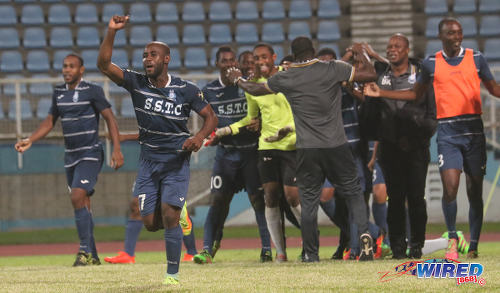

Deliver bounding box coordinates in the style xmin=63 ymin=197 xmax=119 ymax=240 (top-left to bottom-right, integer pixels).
xmin=290 ymin=58 xmax=320 ymax=68
xmin=65 ymin=79 xmax=83 ymax=90
xmin=148 ymin=73 xmax=172 ymax=88
xmin=441 ymin=47 xmax=464 ymax=59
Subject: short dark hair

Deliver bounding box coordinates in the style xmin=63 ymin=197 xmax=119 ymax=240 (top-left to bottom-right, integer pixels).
xmin=317 ymin=48 xmax=337 ymax=60
xmin=238 ymin=50 xmax=253 ymax=63
xmin=215 ymin=45 xmax=234 ymax=63
xmin=279 ymin=55 xmax=294 ymax=64
xmin=253 ymin=43 xmax=275 ymax=56
xmin=390 ymin=33 xmax=410 ymax=48
xmin=438 ymin=17 xmax=461 ymax=34
xmin=291 ymin=36 xmax=315 ymax=59
xmin=65 ymin=53 xmax=84 ymax=67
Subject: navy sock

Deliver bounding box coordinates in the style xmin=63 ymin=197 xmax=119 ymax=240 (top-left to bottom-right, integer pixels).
xmin=468 ymin=198 xmax=483 ymax=251
xmin=319 ymin=199 xmax=336 ymax=224
xmin=368 ymin=221 xmax=380 ymax=240
xmin=442 ymin=198 xmax=458 ymax=239
xmin=202 ymin=206 xmax=217 ymax=254
xmin=165 ymin=225 xmax=183 ymax=275
xmin=89 ymin=214 xmax=98 ymax=260
xmin=254 ymin=209 xmax=271 ymax=251
xmin=183 ymin=215 xmax=197 ymax=255
xmin=124 ymin=219 xmax=143 ymax=256
xmin=371 ymin=202 xmax=387 ymax=232
xmin=74 ymin=207 xmax=91 ymax=253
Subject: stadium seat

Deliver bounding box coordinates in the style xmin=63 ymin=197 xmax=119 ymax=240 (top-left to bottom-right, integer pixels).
xmin=3 ymin=75 xmax=27 ymax=96
xmin=273 ymin=45 xmax=285 ymax=63
xmin=81 ymin=49 xmax=99 ymax=71
xmin=317 ymin=21 xmax=341 ymax=42
xmin=49 ymin=27 xmax=73 ymax=48
xmin=479 ymin=0 xmax=500 ymax=13
xmin=261 ymin=22 xmax=285 ymax=43
xmin=21 ymin=5 xmax=44 ymax=25
xmin=184 ymin=47 xmax=208 ymax=70
xmin=235 ymin=1 xmax=258 ymax=21
xmin=36 ymin=98 xmax=52 ymax=118
xmin=182 ymin=2 xmax=205 ymax=22
xmin=120 ymin=98 xmax=135 ymax=118
xmin=29 ymin=74 xmax=53 ymax=97
xmin=237 ymin=45 xmax=253 ymax=56
xmin=26 ymin=50 xmax=50 ymax=72
xmin=130 ymin=3 xmax=152 ymax=24
xmin=9 ymin=98 xmax=33 ymax=120
xmin=129 ymin=26 xmax=153 ymax=47
xmin=114 ymin=29 xmax=127 ymax=47
xmin=77 ymin=27 xmax=100 ymax=48
xmin=461 ymin=39 xmax=479 ymax=51
xmin=155 ymin=2 xmax=179 ymax=23
xmin=484 ymin=39 xmax=500 ymax=61
xmin=75 ymin=4 xmax=98 ymax=24
xmin=317 ymin=0 xmax=341 ymax=19
xmin=209 ymin=1 xmax=232 ymax=22
xmin=288 ymin=21 xmax=311 ymax=40
xmin=210 ymin=46 xmax=218 ymax=67
xmin=479 ymin=16 xmax=500 ymax=37
xmin=424 ymin=0 xmax=448 ymax=15
xmin=0 ymin=6 xmax=17 ymax=26
xmin=0 ymin=28 xmax=20 ymax=49
xmin=40 ymin=0 xmax=62 ymax=2
xmin=182 ymin=25 xmax=205 ymax=45
xmin=425 ymin=39 xmax=442 ymax=57
xmin=235 ymin=23 xmax=258 ymax=44
xmin=102 ymin=3 xmax=124 ymax=23
xmin=111 ymin=49 xmax=129 ymax=69
xmin=209 ymin=24 xmax=232 ymax=45
xmin=23 ymin=27 xmax=47 ymax=49
xmin=0 ymin=51 xmax=23 ymax=73
xmin=425 ymin=17 xmax=442 ymax=38
xmin=289 ymin=0 xmax=312 ymax=20
xmin=453 ymin=0 xmax=476 ymax=14
xmin=262 ymin=1 xmax=285 ymax=20
xmin=169 ymin=48 xmax=181 ymax=70
xmin=132 ymin=49 xmax=144 ymax=70
xmin=0 ymin=107 xmax=4 ymax=120
xmin=52 ymin=50 xmax=72 ymax=70
xmin=156 ymin=25 xmax=180 ymax=46
xmin=48 ymin=4 xmax=71 ymax=25
xmin=458 ymin=16 xmax=477 ymax=38
xmin=318 ymin=43 xmax=341 ymax=57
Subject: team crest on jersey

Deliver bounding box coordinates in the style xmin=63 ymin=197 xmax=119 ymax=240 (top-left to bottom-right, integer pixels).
xmin=408 ymin=73 xmax=416 ymax=84
xmin=72 ymin=91 xmax=79 ymax=102
xmin=168 ymin=89 xmax=177 ymax=102
xmin=381 ymin=75 xmax=391 ymax=86
xmin=198 ymin=91 xmax=204 ymax=101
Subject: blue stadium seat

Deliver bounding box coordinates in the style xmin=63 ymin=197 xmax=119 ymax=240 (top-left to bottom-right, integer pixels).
xmin=273 ymin=45 xmax=285 ymax=64
xmin=184 ymin=47 xmax=208 ymax=70
xmin=458 ymin=16 xmax=477 ymax=37
xmin=14 ymin=0 xmax=36 ymax=3
xmin=40 ymin=0 xmax=62 ymax=3
xmin=129 ymin=26 xmax=153 ymax=47
xmin=210 ymin=46 xmax=218 ymax=67
xmin=209 ymin=24 xmax=232 ymax=45
xmin=75 ymin=4 xmax=98 ymax=24
xmin=156 ymin=25 xmax=180 ymax=46
xmin=209 ymin=1 xmax=232 ymax=22
xmin=182 ymin=24 xmax=205 ymax=45
xmin=48 ymin=4 xmax=71 ymax=25
xmin=49 ymin=27 xmax=73 ymax=48
xmin=102 ymin=3 xmax=124 ymax=23
xmin=479 ymin=0 xmax=500 ymax=13
xmin=261 ymin=22 xmax=285 ymax=43
xmin=0 ymin=51 xmax=23 ymax=73
xmin=29 ymin=74 xmax=53 ymax=97
xmin=237 ymin=45 xmax=253 ymax=57
xmin=111 ymin=49 xmax=129 ymax=69
xmin=9 ymin=98 xmax=33 ymax=120
xmin=132 ymin=49 xmax=144 ymax=70
xmin=169 ymin=48 xmax=181 ymax=70
xmin=317 ymin=0 xmax=341 ymax=19
xmin=453 ymin=0 xmax=476 ymax=14
xmin=23 ymin=27 xmax=47 ymax=49
xmin=0 ymin=28 xmax=20 ymax=49
xmin=235 ymin=23 xmax=258 ymax=44
xmin=425 ymin=17 xmax=441 ymax=38
xmin=81 ymin=49 xmax=99 ymax=71
xmin=0 ymin=6 xmax=17 ymax=26
xmin=317 ymin=21 xmax=341 ymax=42
xmin=235 ymin=1 xmax=258 ymax=21
xmin=182 ymin=2 xmax=205 ymax=22
xmin=3 ymin=75 xmax=27 ymax=96
xmin=424 ymin=0 xmax=448 ymax=15
xmin=36 ymin=98 xmax=52 ymax=118
xmin=21 ymin=5 xmax=44 ymax=25
xmin=318 ymin=43 xmax=340 ymax=57
xmin=479 ymin=16 xmax=500 ymax=37
xmin=114 ymin=29 xmax=127 ymax=47
xmin=120 ymin=98 xmax=135 ymax=118
xmin=262 ymin=1 xmax=285 ymax=20
xmin=289 ymin=0 xmax=312 ymax=20
xmin=288 ymin=21 xmax=311 ymax=40
xmin=156 ymin=2 xmax=179 ymax=23
xmin=461 ymin=39 xmax=479 ymax=51
xmin=130 ymin=3 xmax=152 ymax=24
xmin=484 ymin=39 xmax=500 ymax=61
xmin=77 ymin=27 xmax=100 ymax=48
xmin=26 ymin=50 xmax=50 ymax=72
xmin=108 ymin=82 xmax=127 ymax=97
xmin=425 ymin=40 xmax=442 ymax=57
xmin=52 ymin=50 xmax=72 ymax=70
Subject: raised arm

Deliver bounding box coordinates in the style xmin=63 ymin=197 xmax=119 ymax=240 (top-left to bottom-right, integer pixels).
xmin=97 ymin=15 xmax=129 ymax=85
xmin=351 ymin=43 xmax=378 ymax=82
xmin=100 ymin=108 xmax=124 ymax=169
xmin=14 ymin=115 xmax=56 ymax=153
xmin=182 ymin=105 xmax=218 ymax=152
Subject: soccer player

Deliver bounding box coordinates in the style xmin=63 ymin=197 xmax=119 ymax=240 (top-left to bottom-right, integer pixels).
xmin=14 ymin=53 xmax=124 ymax=266
xmin=193 ymin=46 xmax=272 ymax=264
xmin=227 ymin=37 xmax=378 ymax=262
xmin=364 ymin=18 xmax=500 ymax=259
xmin=97 ymin=15 xmax=217 ymax=285
xmin=217 ymin=43 xmax=302 ymax=262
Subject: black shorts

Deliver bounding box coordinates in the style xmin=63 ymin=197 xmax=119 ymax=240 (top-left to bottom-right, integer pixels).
xmin=257 ymin=149 xmax=296 ymax=186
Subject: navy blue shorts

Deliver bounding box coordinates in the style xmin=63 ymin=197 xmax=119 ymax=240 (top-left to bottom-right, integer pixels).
xmin=257 ymin=149 xmax=297 ymax=186
xmin=437 ymin=116 xmax=486 ymax=176
xmin=65 ymin=157 xmax=103 ymax=196
xmin=372 ymin=161 xmax=385 ymax=185
xmin=133 ymin=155 xmax=190 ymax=217
xmin=211 ymin=146 xmax=261 ymax=195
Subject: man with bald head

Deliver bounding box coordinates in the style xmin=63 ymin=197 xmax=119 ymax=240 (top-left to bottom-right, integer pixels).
xmin=98 ymin=15 xmax=217 ymax=285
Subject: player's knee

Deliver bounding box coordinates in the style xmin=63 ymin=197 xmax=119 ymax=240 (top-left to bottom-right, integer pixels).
xmin=162 ymin=205 xmax=181 ymax=229
xmin=249 ymin=193 xmax=265 ymax=211
xmin=210 ymin=191 xmax=228 ymax=207
xmin=320 ymin=188 xmax=334 ymax=203
xmin=129 ymin=198 xmax=141 ymax=219
xmin=373 ymin=187 xmax=387 ymax=204
xmin=70 ymin=188 xmax=88 ymax=209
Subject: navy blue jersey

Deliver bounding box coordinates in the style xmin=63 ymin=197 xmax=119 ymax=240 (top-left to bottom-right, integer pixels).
xmin=50 ymin=80 xmax=109 ymax=168
xmin=120 ymin=70 xmax=209 ymax=162
xmin=341 ymin=88 xmax=361 ymax=148
xmin=203 ymin=77 xmax=258 ymax=150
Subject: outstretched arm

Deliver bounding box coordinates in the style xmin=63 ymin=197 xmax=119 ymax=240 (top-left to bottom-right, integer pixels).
xmin=182 ymin=105 xmax=218 ymax=152
xmin=14 ymin=115 xmax=56 ymax=153
xmin=226 ymin=67 xmax=273 ymax=96
xmin=483 ymin=79 xmax=500 ymax=98
xmin=364 ymin=81 xmax=429 ymax=101
xmin=101 ymin=108 xmax=124 ymax=169
xmin=97 ymin=15 xmax=129 ymax=85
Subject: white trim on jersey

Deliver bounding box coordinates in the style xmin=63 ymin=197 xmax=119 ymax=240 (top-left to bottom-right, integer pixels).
xmin=61 ymin=114 xmax=96 ymax=121
xmin=65 ymin=144 xmax=100 ymax=152
xmin=138 ymin=126 xmax=189 ymax=137
xmin=63 ymin=130 xmax=96 ymax=137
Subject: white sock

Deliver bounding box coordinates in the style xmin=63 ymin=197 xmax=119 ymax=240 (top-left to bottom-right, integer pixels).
xmin=422 ymin=238 xmax=448 ymax=255
xmin=265 ymin=206 xmax=285 ymax=255
xmin=290 ymin=204 xmax=301 ymax=224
